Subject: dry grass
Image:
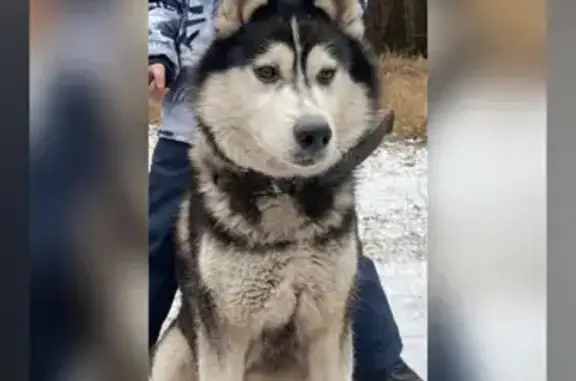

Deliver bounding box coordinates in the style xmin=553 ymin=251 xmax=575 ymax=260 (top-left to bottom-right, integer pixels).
xmin=378 ymin=53 xmax=428 ymax=139
xmin=149 ymin=97 xmax=162 ymax=125
xmin=148 ymin=54 xmax=428 ymax=139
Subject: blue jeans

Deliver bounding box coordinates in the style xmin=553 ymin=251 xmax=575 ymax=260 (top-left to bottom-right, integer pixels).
xmin=149 ymin=138 xmax=403 ymax=380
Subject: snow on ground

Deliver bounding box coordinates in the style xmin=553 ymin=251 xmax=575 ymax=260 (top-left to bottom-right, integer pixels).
xmin=356 ymin=140 xmax=427 ymax=378
xmin=149 ymin=125 xmax=427 ymax=379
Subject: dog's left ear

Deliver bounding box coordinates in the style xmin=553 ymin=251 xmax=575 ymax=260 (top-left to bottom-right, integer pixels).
xmin=314 ymin=0 xmax=364 ymax=39
xmin=215 ymin=0 xmax=269 ymax=38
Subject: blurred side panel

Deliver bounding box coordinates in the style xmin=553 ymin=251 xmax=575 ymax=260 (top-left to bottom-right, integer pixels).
xmin=0 ymin=0 xmax=30 ymax=380
xmin=29 ymin=0 xmax=149 ymax=380
xmin=548 ymin=0 xmax=576 ymax=379
xmin=428 ymin=0 xmax=546 ymax=380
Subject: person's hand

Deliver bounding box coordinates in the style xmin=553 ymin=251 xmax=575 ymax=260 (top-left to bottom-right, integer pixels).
xmin=148 ymin=63 xmax=169 ymax=102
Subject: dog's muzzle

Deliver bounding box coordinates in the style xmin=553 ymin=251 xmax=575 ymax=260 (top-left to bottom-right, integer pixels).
xmin=292 ymin=115 xmax=332 ymax=165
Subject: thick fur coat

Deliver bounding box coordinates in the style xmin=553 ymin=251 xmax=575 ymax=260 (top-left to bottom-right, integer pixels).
xmin=150 ymin=0 xmax=392 ymax=380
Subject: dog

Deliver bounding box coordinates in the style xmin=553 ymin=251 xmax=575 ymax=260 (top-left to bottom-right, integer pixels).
xmin=150 ymin=0 xmax=394 ymax=380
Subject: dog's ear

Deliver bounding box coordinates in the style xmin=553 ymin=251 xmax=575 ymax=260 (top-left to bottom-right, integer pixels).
xmin=215 ymin=0 xmax=269 ymax=38
xmin=314 ymin=0 xmax=364 ymax=39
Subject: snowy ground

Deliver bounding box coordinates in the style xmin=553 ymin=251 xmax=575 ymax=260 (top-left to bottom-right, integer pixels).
xmin=149 ymin=126 xmax=427 ymax=378
xmin=356 ymin=140 xmax=427 ymax=378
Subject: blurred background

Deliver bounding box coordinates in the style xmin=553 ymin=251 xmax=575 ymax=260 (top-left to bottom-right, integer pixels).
xmin=428 ymin=1 xmax=546 ymax=381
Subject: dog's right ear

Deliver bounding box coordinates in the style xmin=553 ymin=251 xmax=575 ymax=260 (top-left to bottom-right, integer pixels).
xmin=215 ymin=0 xmax=269 ymax=38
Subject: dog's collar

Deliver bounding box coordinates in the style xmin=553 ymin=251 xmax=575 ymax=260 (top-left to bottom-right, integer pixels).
xmin=321 ymin=111 xmax=394 ymax=186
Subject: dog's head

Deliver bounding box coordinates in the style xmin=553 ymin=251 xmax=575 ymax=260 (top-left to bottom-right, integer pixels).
xmin=192 ymin=0 xmax=386 ymax=178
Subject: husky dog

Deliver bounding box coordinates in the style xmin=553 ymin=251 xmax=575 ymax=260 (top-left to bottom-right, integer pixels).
xmin=150 ymin=0 xmax=394 ymax=380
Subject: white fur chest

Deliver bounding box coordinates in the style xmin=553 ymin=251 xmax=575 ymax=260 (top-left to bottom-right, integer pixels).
xmin=197 ymin=232 xmax=358 ymax=334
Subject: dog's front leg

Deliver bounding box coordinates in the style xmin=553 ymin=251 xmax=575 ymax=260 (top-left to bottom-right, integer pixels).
xmin=307 ymin=323 xmax=354 ymax=381
xmin=196 ymin=327 xmax=249 ymax=381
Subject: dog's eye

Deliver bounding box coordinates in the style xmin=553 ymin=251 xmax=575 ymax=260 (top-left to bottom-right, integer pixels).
xmin=316 ymin=68 xmax=337 ymax=85
xmin=254 ymin=65 xmax=280 ymax=84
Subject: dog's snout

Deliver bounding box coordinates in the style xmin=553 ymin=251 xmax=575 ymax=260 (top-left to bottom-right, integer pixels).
xmin=293 ymin=116 xmax=332 ymax=153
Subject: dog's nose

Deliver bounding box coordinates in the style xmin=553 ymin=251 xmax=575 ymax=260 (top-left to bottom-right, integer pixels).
xmin=293 ymin=117 xmax=332 ymax=153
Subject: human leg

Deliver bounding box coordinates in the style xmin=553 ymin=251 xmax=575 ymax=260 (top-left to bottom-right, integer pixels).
xmin=149 ymin=137 xmax=192 ymax=347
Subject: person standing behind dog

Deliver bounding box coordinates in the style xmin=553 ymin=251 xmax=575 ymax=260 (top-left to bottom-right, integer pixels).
xmin=148 ymin=1 xmax=422 ymax=380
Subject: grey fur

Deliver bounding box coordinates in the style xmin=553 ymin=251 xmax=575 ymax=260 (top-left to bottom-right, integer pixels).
xmin=150 ymin=0 xmax=392 ymax=380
